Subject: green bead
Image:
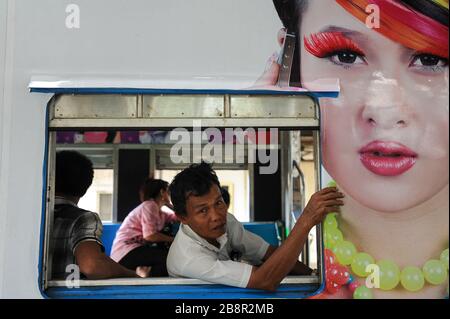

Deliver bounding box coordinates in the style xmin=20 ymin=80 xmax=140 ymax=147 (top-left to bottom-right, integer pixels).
xmin=332 ymin=240 xmax=357 ymax=265
xmin=324 ymin=237 xmax=330 ymax=249
xmin=324 ymin=223 xmax=336 ymax=237
xmin=440 ymin=249 xmax=449 ymax=270
xmin=423 ymin=259 xmax=447 ymax=285
xmin=325 ymin=228 xmax=343 ymax=249
xmin=400 ymin=266 xmax=425 ymax=292
xmin=351 ymin=253 xmax=375 ymax=277
xmin=353 ymin=286 xmax=373 ymax=299
xmin=378 ymin=260 xmax=400 ymax=291
xmin=324 ymin=213 xmax=338 ymax=229
xmin=324 ymin=225 xmax=338 ymax=248
xmin=327 ymin=180 xmax=337 ymax=188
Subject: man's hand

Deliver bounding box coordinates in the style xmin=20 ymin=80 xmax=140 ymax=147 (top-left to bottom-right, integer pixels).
xmin=299 ymin=187 xmax=344 ymax=229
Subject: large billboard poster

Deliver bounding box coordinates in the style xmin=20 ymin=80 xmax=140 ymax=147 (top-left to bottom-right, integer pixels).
xmin=263 ymin=0 xmax=449 ymax=299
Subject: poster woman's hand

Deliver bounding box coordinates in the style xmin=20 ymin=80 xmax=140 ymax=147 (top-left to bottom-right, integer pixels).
xmin=251 ymin=28 xmax=305 ymax=91
xmin=252 ymin=52 xmax=281 ymax=89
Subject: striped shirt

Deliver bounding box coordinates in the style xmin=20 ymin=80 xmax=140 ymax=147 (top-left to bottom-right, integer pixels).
xmin=50 ymin=197 xmax=104 ymax=280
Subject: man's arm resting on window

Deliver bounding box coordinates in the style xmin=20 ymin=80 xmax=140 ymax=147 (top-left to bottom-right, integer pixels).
xmin=74 ymin=241 xmax=139 ymax=279
xmin=246 ymin=221 xmax=311 ymax=291
xmin=263 ymin=246 xmax=313 ymax=276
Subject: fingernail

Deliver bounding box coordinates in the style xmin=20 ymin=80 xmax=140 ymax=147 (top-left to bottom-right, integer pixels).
xmin=266 ymin=51 xmax=278 ymax=64
xmin=271 ymin=51 xmax=279 ymax=60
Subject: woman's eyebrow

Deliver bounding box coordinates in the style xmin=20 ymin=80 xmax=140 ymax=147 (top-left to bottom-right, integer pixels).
xmin=318 ymin=25 xmax=369 ymax=42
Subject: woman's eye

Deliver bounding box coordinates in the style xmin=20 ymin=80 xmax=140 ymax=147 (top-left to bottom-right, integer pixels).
xmin=329 ymin=51 xmax=366 ymax=66
xmin=410 ymin=54 xmax=448 ymax=68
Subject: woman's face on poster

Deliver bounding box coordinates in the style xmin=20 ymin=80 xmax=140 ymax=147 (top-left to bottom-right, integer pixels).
xmin=299 ymin=1 xmax=449 ymax=212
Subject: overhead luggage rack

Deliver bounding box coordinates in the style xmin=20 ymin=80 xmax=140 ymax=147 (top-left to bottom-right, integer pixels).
xmin=48 ymin=93 xmax=319 ymax=129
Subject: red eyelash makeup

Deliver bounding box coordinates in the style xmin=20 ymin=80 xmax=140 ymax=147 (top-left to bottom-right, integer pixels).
xmin=304 ymin=32 xmax=365 ymax=58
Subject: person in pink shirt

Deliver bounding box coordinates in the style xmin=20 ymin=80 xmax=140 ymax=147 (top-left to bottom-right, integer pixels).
xmin=110 ymin=178 xmax=178 ymax=276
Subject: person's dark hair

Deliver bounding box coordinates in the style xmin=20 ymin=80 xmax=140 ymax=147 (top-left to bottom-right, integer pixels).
xmin=273 ymin=0 xmax=308 ymax=32
xmin=140 ymin=178 xmax=169 ymax=202
xmin=274 ymin=0 xmax=449 ymax=38
xmin=169 ymin=162 xmax=221 ymax=217
xmin=55 ymin=150 xmax=94 ymax=197
xmin=221 ymin=187 xmax=231 ymax=207
xmin=273 ymin=0 xmax=309 ymax=87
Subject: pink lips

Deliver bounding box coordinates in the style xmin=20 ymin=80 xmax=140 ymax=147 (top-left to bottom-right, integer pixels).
xmin=359 ymin=141 xmax=418 ymax=176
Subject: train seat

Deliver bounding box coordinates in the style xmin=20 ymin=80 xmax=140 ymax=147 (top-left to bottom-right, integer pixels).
xmin=101 ymin=221 xmax=281 ymax=256
xmin=101 ymin=223 xmax=121 ymax=256
xmin=242 ymin=222 xmax=282 ymax=247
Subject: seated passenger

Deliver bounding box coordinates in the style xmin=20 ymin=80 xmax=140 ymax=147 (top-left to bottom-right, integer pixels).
xmin=110 ymin=178 xmax=178 ymax=277
xmin=167 ymin=162 xmax=344 ymax=291
xmin=52 ymin=150 xmax=144 ymax=280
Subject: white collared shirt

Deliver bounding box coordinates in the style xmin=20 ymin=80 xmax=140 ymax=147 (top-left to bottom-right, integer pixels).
xmin=167 ymin=213 xmax=270 ymax=288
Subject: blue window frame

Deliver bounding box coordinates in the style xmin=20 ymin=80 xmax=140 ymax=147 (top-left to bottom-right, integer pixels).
xmin=35 ymin=88 xmax=330 ymax=299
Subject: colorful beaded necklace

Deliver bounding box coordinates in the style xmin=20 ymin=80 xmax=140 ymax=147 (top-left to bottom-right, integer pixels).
xmin=322 ymin=184 xmax=449 ymax=299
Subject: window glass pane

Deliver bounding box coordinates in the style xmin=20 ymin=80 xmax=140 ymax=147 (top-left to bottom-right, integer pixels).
xmin=300 ymin=133 xmax=317 ymax=269
xmin=155 ymin=169 xmax=250 ymax=222
xmin=78 ymin=169 xmax=114 ymax=221
xmin=48 ymin=126 xmax=321 ymax=289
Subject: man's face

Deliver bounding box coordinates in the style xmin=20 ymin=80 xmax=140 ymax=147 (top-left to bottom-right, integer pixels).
xmin=179 ymin=184 xmax=228 ymax=244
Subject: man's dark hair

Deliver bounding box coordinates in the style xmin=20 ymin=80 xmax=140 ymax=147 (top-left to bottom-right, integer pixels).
xmin=140 ymin=178 xmax=169 ymax=202
xmin=169 ymin=162 xmax=221 ymax=217
xmin=221 ymin=187 xmax=231 ymax=207
xmin=55 ymin=150 xmax=94 ymax=197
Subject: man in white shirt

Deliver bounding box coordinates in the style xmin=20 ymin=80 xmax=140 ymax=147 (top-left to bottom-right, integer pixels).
xmin=167 ymin=162 xmax=344 ymax=291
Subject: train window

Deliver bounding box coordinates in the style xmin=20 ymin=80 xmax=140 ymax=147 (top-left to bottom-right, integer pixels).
xmin=40 ymin=93 xmax=325 ymax=299
xmin=79 ymin=169 xmax=114 ymax=222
